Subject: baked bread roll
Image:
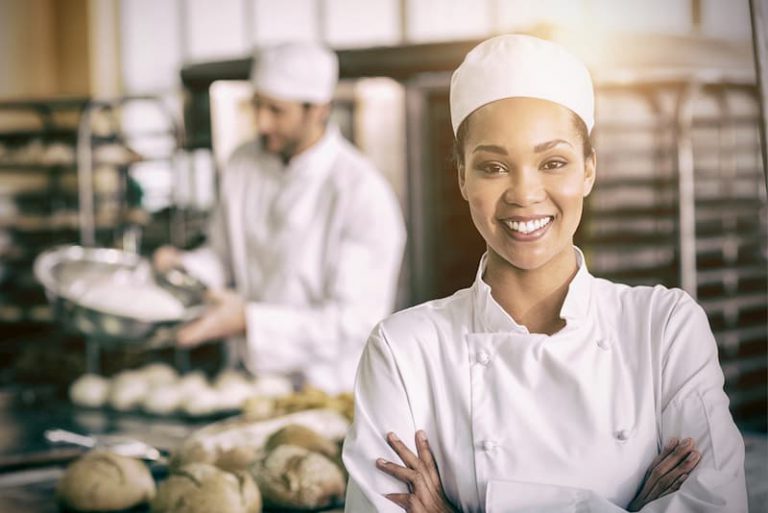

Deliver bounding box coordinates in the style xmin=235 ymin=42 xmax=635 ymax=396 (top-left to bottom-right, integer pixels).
xmin=265 ymin=425 xmax=339 ymax=461
xmin=56 ymin=450 xmax=155 ymax=512
xmin=151 ymin=463 xmax=261 ymax=513
xmin=172 ymin=409 xmax=349 ymax=469
xmin=253 ymin=444 xmax=345 ymax=510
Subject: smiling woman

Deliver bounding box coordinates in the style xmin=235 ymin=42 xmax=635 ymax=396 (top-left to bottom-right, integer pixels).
xmin=342 ymin=35 xmax=748 ymax=513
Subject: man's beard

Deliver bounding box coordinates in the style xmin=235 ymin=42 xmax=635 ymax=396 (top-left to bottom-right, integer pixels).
xmin=260 ymin=134 xmax=301 ymax=164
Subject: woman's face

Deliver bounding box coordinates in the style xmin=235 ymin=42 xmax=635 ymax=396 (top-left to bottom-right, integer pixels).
xmin=458 ymin=97 xmax=596 ymax=272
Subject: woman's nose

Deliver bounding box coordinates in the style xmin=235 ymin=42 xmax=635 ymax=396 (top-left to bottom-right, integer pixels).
xmin=502 ymin=169 xmax=544 ymax=206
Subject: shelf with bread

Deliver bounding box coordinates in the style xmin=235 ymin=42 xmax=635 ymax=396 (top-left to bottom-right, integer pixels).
xmin=0 ymin=96 xmax=209 ymax=428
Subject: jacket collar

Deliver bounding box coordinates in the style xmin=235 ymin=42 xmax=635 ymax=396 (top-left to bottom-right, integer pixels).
xmin=472 ymin=246 xmax=594 ymax=335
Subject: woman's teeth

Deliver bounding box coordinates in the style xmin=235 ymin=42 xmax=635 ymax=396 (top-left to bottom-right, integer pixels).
xmin=505 ymin=217 xmax=552 ymax=234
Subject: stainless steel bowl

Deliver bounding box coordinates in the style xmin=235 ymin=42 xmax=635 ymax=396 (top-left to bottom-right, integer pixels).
xmin=34 ymin=245 xmax=202 ymax=345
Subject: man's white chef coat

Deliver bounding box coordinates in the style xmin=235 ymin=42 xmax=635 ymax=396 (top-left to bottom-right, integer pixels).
xmin=181 ymin=125 xmax=406 ymax=393
xmin=343 ymin=249 xmax=747 ymax=512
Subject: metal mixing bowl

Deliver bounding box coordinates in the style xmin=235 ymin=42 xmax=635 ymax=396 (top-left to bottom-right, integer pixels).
xmin=34 ymin=245 xmax=203 ymax=345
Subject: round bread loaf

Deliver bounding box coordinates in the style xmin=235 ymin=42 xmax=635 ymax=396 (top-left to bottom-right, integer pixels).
xmin=151 ymin=463 xmax=261 ymax=513
xmin=254 ymin=444 xmax=345 ymax=510
xmin=264 ymin=424 xmax=339 ymax=460
xmin=56 ymin=450 xmax=155 ymax=512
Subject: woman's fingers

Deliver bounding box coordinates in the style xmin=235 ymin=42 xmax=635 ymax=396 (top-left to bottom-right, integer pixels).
xmin=377 ymin=457 xmax=416 ymax=484
xmin=658 ymin=472 xmax=689 ymax=499
xmin=386 ymin=493 xmax=415 ymax=510
xmin=387 ymin=432 xmax=422 ymax=470
xmin=644 ymin=437 xmax=679 ymax=479
xmin=415 ymin=430 xmax=442 ymax=487
xmin=378 ymin=431 xmax=458 ymax=512
xmin=633 ymin=439 xmax=686 ymax=506
xmin=645 ymin=446 xmax=701 ymax=501
xmin=629 ymin=438 xmax=701 ymax=511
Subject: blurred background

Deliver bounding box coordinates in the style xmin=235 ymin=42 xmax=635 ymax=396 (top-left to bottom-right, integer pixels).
xmin=0 ymin=0 xmax=765 ymax=507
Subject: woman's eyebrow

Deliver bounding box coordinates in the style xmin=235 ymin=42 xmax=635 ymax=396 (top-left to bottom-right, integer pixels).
xmin=534 ymin=139 xmax=572 ymax=153
xmin=472 ymin=144 xmax=508 ymax=155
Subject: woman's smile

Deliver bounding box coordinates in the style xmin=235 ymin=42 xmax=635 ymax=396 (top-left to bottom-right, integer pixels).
xmin=499 ymin=215 xmax=554 ymax=240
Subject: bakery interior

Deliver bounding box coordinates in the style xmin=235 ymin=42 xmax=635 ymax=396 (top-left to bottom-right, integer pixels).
xmin=0 ymin=0 xmax=767 ymax=511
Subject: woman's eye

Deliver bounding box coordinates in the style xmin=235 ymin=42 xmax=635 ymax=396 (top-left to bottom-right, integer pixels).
xmin=481 ymin=163 xmax=507 ymax=174
xmin=541 ymin=159 xmax=567 ymax=171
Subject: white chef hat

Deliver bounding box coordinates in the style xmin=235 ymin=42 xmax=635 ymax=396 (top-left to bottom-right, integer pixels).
xmin=250 ymin=42 xmax=339 ymax=104
xmin=450 ymin=34 xmax=594 ymax=135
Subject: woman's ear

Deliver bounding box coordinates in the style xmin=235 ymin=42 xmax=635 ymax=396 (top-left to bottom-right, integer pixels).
xmin=583 ymin=149 xmax=596 ymax=197
xmin=458 ymin=163 xmax=468 ymax=201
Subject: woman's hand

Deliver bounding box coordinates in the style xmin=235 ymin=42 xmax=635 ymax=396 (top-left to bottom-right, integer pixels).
xmin=627 ymin=437 xmax=701 ymax=511
xmin=375 ymin=430 xmax=460 ymax=513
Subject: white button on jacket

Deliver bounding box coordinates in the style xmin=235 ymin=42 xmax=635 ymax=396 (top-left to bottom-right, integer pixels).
xmin=181 ymin=125 xmax=406 ymax=393
xmin=343 ymin=249 xmax=747 ymax=512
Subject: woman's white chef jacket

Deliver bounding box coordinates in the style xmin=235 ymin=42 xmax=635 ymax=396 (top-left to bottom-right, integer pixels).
xmin=180 ymin=125 xmax=406 ymax=393
xmin=343 ymin=249 xmax=747 ymax=512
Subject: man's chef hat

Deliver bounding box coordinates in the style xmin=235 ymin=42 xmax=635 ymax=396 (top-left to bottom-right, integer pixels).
xmin=450 ymin=34 xmax=594 ymax=135
xmin=251 ymin=42 xmax=338 ymax=104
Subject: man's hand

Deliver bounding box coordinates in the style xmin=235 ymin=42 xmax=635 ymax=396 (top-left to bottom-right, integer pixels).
xmin=153 ymin=245 xmax=183 ymax=273
xmin=375 ymin=431 xmax=460 ymax=513
xmin=628 ymin=437 xmax=701 ymax=511
xmin=177 ymin=289 xmax=246 ymax=347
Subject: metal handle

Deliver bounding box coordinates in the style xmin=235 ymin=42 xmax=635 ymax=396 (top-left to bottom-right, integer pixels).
xmin=44 ymin=429 xmax=96 ymax=448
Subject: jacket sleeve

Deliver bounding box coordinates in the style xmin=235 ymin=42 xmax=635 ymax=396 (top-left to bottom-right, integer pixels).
xmin=483 ymin=293 xmax=748 ymax=513
xmin=242 ymin=177 xmax=406 ymax=380
xmin=342 ymin=327 xmax=418 ymax=513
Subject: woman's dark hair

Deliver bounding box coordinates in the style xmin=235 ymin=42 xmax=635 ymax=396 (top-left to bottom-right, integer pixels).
xmin=452 ymin=110 xmax=594 ymax=168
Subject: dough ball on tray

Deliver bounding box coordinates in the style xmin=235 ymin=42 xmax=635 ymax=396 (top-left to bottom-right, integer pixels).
xmin=109 ymin=371 xmax=150 ymax=411
xmin=140 ymin=363 xmax=179 ymax=387
xmin=143 ymin=383 xmax=183 ymax=415
xmin=69 ymin=374 xmax=110 ymax=408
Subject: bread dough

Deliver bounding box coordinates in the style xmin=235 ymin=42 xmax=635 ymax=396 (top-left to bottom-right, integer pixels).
xmin=74 ymin=280 xmax=185 ymax=322
xmin=250 ymin=374 xmax=293 ymax=398
xmin=141 ymin=363 xmax=179 ymax=387
xmin=177 ymin=371 xmax=208 ymax=397
xmin=57 ymin=450 xmax=155 ymax=512
xmin=143 ymin=383 xmax=183 ymax=415
xmin=213 ymin=370 xmax=250 ymax=389
xmin=254 ymin=444 xmax=345 ymax=510
xmin=151 ymin=463 xmax=261 ymax=513
xmin=109 ymin=371 xmax=150 ymax=411
xmin=69 ymin=374 xmax=110 ymax=408
xmin=180 ymin=383 xmax=221 ymax=416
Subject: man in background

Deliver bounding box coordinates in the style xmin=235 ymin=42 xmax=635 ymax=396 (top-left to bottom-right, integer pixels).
xmin=154 ymin=42 xmax=406 ymax=393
